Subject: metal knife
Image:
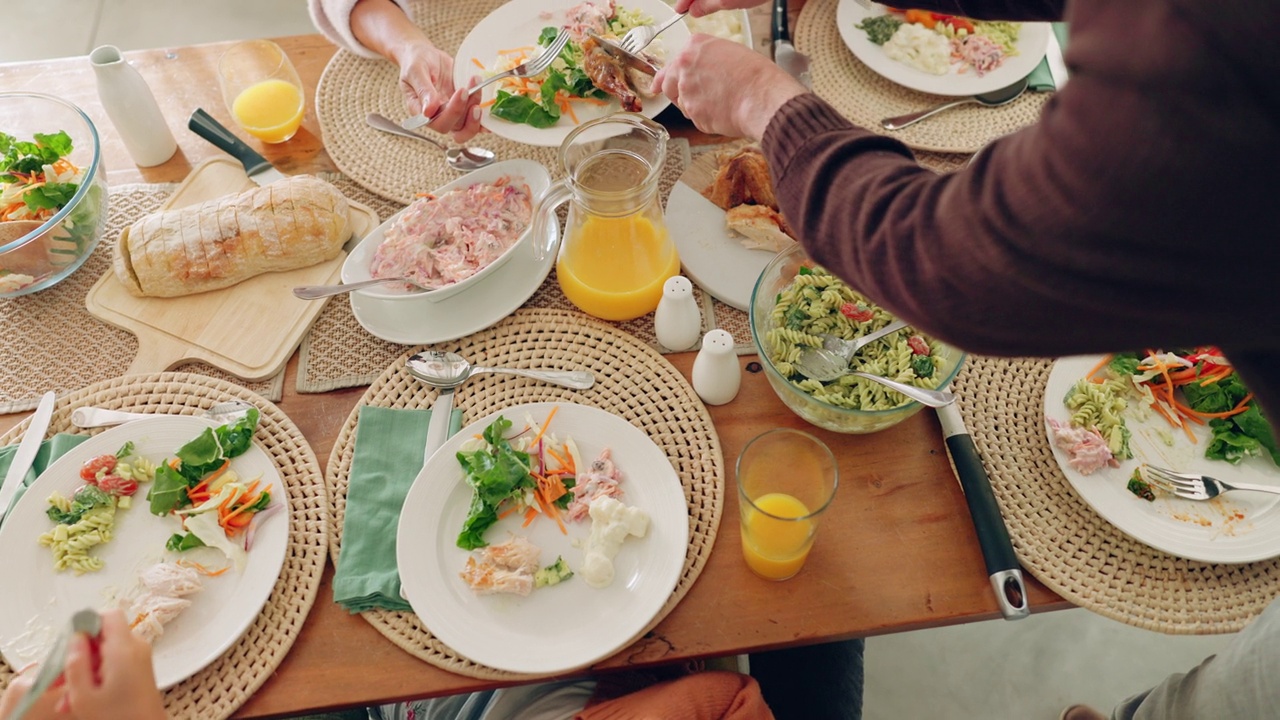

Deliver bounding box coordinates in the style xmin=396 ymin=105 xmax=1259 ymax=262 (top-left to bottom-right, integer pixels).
xmin=936 ymin=401 xmax=1030 ymax=621
xmin=771 ymin=0 xmax=811 ymax=89
xmin=187 ymin=108 xmax=288 ymax=186
xmin=8 ymin=610 xmax=102 ymax=720
xmin=1044 ymin=30 xmax=1069 ymax=90
xmin=588 ymin=31 xmax=660 ymax=77
xmin=0 ymin=390 xmax=56 ymax=525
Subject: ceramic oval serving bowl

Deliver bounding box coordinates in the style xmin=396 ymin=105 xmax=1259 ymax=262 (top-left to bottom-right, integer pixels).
xmin=341 ymin=158 xmax=550 ymax=303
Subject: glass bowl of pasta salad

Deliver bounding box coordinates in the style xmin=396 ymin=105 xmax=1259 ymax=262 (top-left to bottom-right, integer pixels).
xmin=0 ymin=93 xmax=109 ymax=298
xmin=749 ymin=243 xmax=965 ymax=434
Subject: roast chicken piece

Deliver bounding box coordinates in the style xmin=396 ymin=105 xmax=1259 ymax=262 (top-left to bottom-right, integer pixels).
xmin=703 ymin=146 xmax=781 ymax=211
xmin=581 ymin=36 xmax=642 ymax=113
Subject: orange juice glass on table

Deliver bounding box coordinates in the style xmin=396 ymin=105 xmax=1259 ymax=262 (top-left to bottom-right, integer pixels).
xmin=548 ymin=113 xmax=679 ymax=321
xmin=218 ymin=39 xmax=305 ymax=143
xmin=736 ymin=428 xmax=838 ymax=581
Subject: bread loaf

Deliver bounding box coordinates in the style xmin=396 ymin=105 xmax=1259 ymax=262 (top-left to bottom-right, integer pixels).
xmin=113 ymin=175 xmax=350 ymax=297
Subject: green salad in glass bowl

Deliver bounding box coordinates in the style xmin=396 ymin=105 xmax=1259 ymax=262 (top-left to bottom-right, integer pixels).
xmin=0 ymin=92 xmax=109 ymax=298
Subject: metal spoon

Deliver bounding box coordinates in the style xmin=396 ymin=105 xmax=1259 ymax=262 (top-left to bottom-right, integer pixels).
xmin=406 ymin=351 xmax=596 ymax=459
xmin=292 ymin=275 xmax=430 ymax=300
xmin=844 ymin=372 xmax=956 ymax=408
xmin=880 ymin=77 xmax=1029 ymax=130
xmin=365 ymin=112 xmax=496 ymax=171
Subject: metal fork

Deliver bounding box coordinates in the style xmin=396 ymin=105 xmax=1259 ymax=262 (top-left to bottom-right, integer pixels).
xmin=619 ymin=12 xmax=686 ymax=55
xmin=793 ymin=320 xmax=909 ymax=382
xmin=1140 ymin=465 xmax=1280 ymax=501
xmin=401 ymin=28 xmax=571 ymax=130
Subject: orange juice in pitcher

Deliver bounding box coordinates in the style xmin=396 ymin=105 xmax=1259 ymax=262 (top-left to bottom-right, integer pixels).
xmin=536 ymin=114 xmax=679 ymax=321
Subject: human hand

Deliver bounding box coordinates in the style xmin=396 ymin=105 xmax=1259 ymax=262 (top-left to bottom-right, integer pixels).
xmin=654 ymin=35 xmax=807 ymax=140
xmin=62 ymin=610 xmax=166 ymax=720
xmin=673 ymin=0 xmax=765 ymax=18
xmin=0 ymin=664 xmax=67 ymax=720
xmin=394 ymin=43 xmax=483 ymax=142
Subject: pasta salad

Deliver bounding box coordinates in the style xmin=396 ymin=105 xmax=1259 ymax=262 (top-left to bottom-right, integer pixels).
xmin=765 ymin=264 xmax=947 ymax=411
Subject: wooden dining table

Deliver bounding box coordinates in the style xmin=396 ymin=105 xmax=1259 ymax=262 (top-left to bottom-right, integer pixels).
xmin=0 ymin=12 xmax=1070 ymax=718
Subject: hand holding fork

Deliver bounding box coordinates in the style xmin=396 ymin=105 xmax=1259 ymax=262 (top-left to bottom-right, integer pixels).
xmin=401 ymin=28 xmax=571 ymax=130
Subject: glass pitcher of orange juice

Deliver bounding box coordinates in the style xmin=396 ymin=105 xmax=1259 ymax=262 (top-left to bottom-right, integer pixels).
xmin=531 ymin=114 xmax=679 ymax=321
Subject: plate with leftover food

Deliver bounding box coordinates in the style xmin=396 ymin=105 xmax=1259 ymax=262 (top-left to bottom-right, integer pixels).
xmin=1044 ymin=354 xmax=1280 ymax=563
xmin=835 ymin=0 xmax=1049 ymax=96
xmin=397 ymin=402 xmax=688 ymax=674
xmin=455 ymin=0 xmax=691 ymax=147
xmin=0 ymin=415 xmax=289 ymax=688
xmin=666 ymin=143 xmax=796 ymax=311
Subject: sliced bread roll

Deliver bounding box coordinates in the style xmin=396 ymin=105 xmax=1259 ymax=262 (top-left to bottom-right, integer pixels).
xmin=113 ymin=175 xmax=350 ymax=298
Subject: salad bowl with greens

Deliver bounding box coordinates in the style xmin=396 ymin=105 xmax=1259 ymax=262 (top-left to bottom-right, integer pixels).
xmin=0 ymin=93 xmax=109 ymax=298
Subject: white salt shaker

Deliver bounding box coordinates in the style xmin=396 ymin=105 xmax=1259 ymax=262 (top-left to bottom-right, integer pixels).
xmin=90 ymin=45 xmax=177 ymax=167
xmin=692 ymin=329 xmax=740 ymax=405
xmin=654 ymin=276 xmax=701 ymax=351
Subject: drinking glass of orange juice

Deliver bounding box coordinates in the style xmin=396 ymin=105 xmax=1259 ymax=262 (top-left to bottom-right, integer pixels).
xmin=217 ymin=39 xmax=305 ymax=143
xmin=736 ymin=428 xmax=838 ymax=581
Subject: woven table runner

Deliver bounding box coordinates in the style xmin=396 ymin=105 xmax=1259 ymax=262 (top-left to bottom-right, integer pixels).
xmin=0 ymin=372 xmax=328 ymax=719
xmin=295 ymin=150 xmax=759 ymax=394
xmin=325 ymin=307 xmax=724 ymax=679
xmin=954 ymin=356 xmax=1280 ymax=634
xmin=0 ymin=185 xmax=284 ymax=415
xmin=795 ymin=0 xmax=1049 ymax=155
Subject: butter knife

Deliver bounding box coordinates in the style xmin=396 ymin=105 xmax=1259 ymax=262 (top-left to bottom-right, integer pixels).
xmin=0 ymin=390 xmax=56 ymax=525
xmin=587 ymin=31 xmax=659 ymax=76
xmin=9 ymin=610 xmax=101 ymax=720
xmin=936 ymin=401 xmax=1030 ymax=620
xmin=1044 ymin=30 xmax=1069 ymax=90
xmin=771 ymin=0 xmax=811 ymax=89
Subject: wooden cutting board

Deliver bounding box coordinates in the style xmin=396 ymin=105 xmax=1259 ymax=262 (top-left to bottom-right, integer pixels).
xmin=85 ymin=157 xmax=379 ymax=381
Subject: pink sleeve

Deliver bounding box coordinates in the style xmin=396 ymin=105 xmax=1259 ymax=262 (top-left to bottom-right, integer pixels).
xmin=308 ymin=0 xmax=416 ymax=58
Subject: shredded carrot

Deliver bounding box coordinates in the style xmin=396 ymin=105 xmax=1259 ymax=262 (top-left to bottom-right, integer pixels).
xmin=497 ymin=45 xmax=535 ymax=55
xmin=498 ymin=504 xmax=520 ymax=520
xmin=563 ymin=99 xmax=579 ymax=124
xmin=471 ymin=57 xmax=485 ymax=69
xmin=1084 ymin=354 xmax=1113 ymax=381
xmin=521 ymin=506 xmax=539 ymax=528
xmin=177 ymin=559 xmax=231 ymax=577
xmin=130 ymin=611 xmax=150 ymax=629
xmin=530 ymin=407 xmax=560 ymax=446
xmin=480 ymin=98 xmax=498 ymax=108
xmin=544 ymin=446 xmax=571 ymax=474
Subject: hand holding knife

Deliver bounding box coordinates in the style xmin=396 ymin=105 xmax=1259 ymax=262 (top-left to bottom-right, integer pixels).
xmin=936 ymin=401 xmax=1030 ymax=620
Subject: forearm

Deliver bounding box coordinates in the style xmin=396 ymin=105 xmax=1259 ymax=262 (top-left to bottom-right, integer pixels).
xmin=350 ymin=0 xmax=434 ymax=66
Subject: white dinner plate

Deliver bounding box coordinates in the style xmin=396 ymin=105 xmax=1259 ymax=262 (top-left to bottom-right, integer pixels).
xmin=1044 ymin=355 xmax=1280 ymax=563
xmin=0 ymin=417 xmax=289 ymax=689
xmin=455 ymin=0 xmax=691 ymax=147
xmin=835 ymin=0 xmax=1049 ymax=97
xmin=666 ymin=180 xmax=777 ymax=312
xmin=397 ymin=402 xmax=688 ymax=674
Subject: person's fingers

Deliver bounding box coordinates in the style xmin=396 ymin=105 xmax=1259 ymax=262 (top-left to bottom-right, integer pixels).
xmin=673 ymin=0 xmax=695 ymax=14
xmin=0 ymin=674 xmax=33 ymax=718
xmin=64 ymin=634 xmax=96 ymax=695
xmin=452 ymin=100 xmax=484 ymax=143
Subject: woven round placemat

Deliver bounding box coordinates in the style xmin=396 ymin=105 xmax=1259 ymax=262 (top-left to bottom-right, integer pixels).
xmin=0 ymin=185 xmax=285 ymax=416
xmin=0 ymin=373 xmax=328 ymax=719
xmin=795 ymin=0 xmax=1049 ymax=154
xmin=954 ymin=356 xmax=1280 ymax=634
xmin=325 ymin=307 xmax=724 ymax=679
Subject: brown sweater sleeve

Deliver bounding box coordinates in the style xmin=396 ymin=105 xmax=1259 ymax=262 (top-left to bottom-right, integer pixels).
xmin=761 ymin=0 xmax=1280 ymax=418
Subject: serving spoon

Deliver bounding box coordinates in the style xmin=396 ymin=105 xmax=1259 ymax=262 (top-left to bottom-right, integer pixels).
xmin=880 ymin=77 xmax=1029 ymax=130
xmin=407 ymin=351 xmax=596 ymax=460
xmin=365 ymin=112 xmax=496 ymax=171
xmin=292 ymin=275 xmax=429 ymax=300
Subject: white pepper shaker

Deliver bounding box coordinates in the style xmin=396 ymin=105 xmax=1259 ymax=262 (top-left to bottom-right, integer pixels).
xmin=90 ymin=45 xmax=177 ymax=167
xmin=654 ymin=276 xmax=701 ymax=351
xmin=692 ymin=329 xmax=740 ymax=405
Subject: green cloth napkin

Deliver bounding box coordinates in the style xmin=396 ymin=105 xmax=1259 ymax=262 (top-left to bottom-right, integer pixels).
xmin=0 ymin=434 xmax=91 ymax=517
xmin=333 ymin=405 xmax=464 ymax=613
xmin=1027 ymin=23 xmax=1069 ymax=92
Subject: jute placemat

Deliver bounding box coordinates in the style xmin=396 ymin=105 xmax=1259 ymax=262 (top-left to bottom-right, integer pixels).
xmin=325 ymin=307 xmax=724 ymax=679
xmin=0 ymin=185 xmax=284 ymax=415
xmin=0 ymin=372 xmax=328 ymax=719
xmin=795 ymin=0 xmax=1049 ymax=154
xmin=954 ymin=356 xmax=1280 ymax=634
xmin=295 ymin=147 xmax=761 ymax=394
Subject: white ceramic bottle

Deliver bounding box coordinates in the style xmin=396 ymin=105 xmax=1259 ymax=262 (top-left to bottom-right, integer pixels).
xmin=654 ymin=276 xmax=702 ymax=351
xmin=89 ymin=45 xmax=177 ymax=167
xmin=692 ymin=329 xmax=741 ymax=405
